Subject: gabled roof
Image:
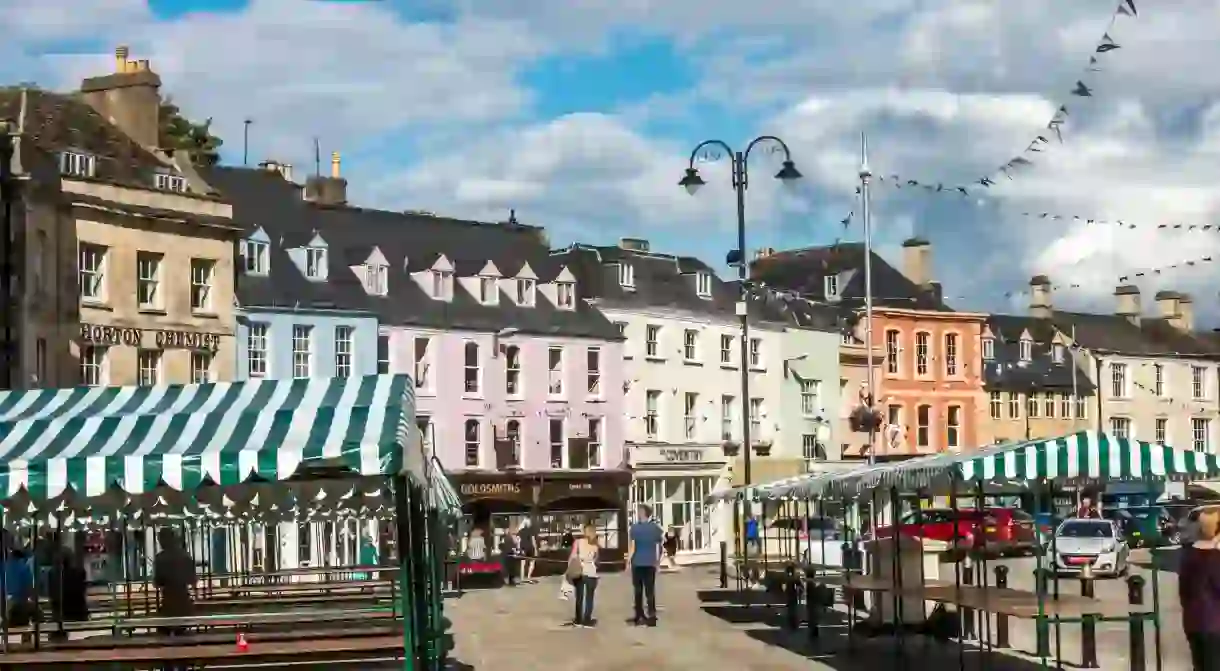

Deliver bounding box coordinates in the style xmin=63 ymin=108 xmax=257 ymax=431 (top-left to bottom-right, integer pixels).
xmin=1049 ymin=311 xmax=1220 ymax=358
xmin=204 ymin=166 xmax=618 ymax=339
xmin=983 ymin=314 xmax=1095 ymax=393
xmin=750 ymin=243 xmax=951 ymax=311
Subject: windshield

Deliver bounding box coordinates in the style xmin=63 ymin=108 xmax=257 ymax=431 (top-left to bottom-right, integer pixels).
xmin=1059 ymin=521 xmax=1113 ymax=538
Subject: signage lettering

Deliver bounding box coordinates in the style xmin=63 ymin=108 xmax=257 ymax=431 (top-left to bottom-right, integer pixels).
xmin=568 ymin=482 xmax=592 ymax=491
xmin=80 ymin=325 xmax=220 ymax=351
xmin=661 ymin=449 xmax=705 ymax=463
xmin=460 ymin=483 xmax=520 ymax=496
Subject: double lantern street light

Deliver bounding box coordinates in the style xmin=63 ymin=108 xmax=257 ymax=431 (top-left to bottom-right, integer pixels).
xmin=677 ymin=136 xmax=802 ymax=569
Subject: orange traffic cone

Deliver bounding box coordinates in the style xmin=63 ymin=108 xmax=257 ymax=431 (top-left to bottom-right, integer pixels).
xmin=237 ymin=632 xmax=249 ymax=652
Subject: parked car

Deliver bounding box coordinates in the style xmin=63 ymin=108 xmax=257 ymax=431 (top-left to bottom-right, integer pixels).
xmin=764 ymin=517 xmax=844 ymax=562
xmin=873 ymin=508 xmax=1038 ymax=556
xmin=1049 ymin=517 xmax=1129 ymax=577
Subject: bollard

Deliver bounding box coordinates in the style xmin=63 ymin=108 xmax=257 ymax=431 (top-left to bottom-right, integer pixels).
xmin=841 ymin=541 xmax=856 ymax=571
xmin=1080 ymin=564 xmax=1098 ymax=668
xmin=1034 ymin=568 xmax=1051 ymax=658
xmin=719 ymin=541 xmax=728 ymax=589
xmin=961 ymin=554 xmax=976 ymax=640
xmin=804 ymin=567 xmax=820 ymax=643
xmin=1127 ymin=575 xmax=1146 ymax=671
xmin=993 ymin=565 xmax=1010 ymax=649
xmin=785 ymin=564 xmax=800 ymax=630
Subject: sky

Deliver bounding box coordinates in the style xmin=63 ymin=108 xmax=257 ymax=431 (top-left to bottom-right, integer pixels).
xmin=2 ymin=0 xmax=1220 ymax=322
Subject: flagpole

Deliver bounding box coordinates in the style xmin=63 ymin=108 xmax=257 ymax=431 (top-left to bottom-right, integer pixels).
xmin=860 ymin=133 xmax=876 ymax=467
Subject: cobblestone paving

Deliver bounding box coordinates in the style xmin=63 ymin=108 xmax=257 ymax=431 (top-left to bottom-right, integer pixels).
xmin=447 ymin=559 xmax=1189 ymax=671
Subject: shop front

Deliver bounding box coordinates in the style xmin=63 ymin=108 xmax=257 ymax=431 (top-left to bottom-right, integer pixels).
xmin=449 ymin=469 xmax=633 ymax=575
xmin=629 ymin=443 xmax=731 ymax=565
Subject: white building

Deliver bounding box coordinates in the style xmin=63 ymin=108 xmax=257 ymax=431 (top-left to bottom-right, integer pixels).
xmin=554 ymin=239 xmax=820 ymax=564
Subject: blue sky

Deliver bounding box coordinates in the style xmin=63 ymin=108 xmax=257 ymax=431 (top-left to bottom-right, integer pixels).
xmin=2 ymin=0 xmax=1220 ymax=320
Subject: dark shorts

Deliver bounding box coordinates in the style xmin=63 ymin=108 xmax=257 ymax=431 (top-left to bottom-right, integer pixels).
xmin=520 ymin=545 xmax=535 ymax=558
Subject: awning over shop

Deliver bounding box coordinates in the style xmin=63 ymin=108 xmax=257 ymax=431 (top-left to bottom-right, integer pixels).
xmin=427 ymin=456 xmax=463 ymax=522
xmin=0 ymin=375 xmax=439 ymax=507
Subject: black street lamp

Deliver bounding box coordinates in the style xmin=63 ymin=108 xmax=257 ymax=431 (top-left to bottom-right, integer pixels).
xmin=679 ymin=136 xmax=801 ymax=566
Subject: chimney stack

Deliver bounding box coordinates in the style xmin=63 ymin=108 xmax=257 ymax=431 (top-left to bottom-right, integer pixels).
xmin=901 ymin=237 xmax=931 ymax=286
xmin=1114 ymin=285 xmax=1141 ymax=326
xmin=619 ymin=238 xmax=650 ymax=253
xmin=304 ymin=150 xmax=348 ymax=206
xmin=81 ymin=45 xmax=163 ymax=149
xmin=1029 ymin=275 xmax=1053 ymax=319
xmin=1156 ymin=290 xmax=1195 ymax=331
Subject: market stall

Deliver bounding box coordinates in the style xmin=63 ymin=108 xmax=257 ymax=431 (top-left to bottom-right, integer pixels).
xmin=0 ymin=374 xmax=461 ymax=670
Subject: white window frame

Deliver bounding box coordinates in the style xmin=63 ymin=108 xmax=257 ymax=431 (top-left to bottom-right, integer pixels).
xmin=915 ymin=332 xmax=930 ymax=376
xmin=464 ymin=418 xmax=482 ymax=467
xmin=244 ymin=240 xmax=269 ymax=275
xmin=1075 ymin=395 xmax=1087 ymax=419
xmin=431 ymin=270 xmax=453 ymax=300
xmin=1007 ymin=391 xmax=1020 ymax=419
xmin=1154 ymin=364 xmax=1165 ymax=397
xmin=683 ymin=329 xmax=699 ymax=362
xmin=368 ymin=264 xmax=387 ymax=295
xmin=502 ymin=419 xmax=520 ymax=467
xmin=748 ymin=338 xmax=762 ymax=369
xmin=587 ymin=418 xmax=602 ymax=468
xmin=1052 ymin=344 xmax=1065 ymax=364
xmin=695 ymin=272 xmax=712 ymax=298
xmin=720 ymin=395 xmax=734 ymax=440
xmin=155 ymin=172 xmax=187 ymax=192
xmin=479 ymin=276 xmax=499 ymax=305
xmin=802 ymin=435 xmax=821 ymax=460
xmin=248 ymin=323 xmax=269 ymax=378
xmin=981 ymin=337 xmax=994 ymax=361
xmin=417 ymin=416 xmax=434 ymax=458
xmin=305 ymin=247 xmax=326 ymax=279
xmin=748 ymin=398 xmax=763 ymax=439
xmin=516 ymin=278 xmax=535 ymax=306
xmin=1110 ymin=416 xmax=1132 ymax=440
xmin=988 ymin=391 xmax=1001 ymax=419
xmin=291 ymin=325 xmax=313 ymax=379
xmin=645 ymin=325 xmax=661 ymax=358
xmin=1027 ymin=393 xmax=1040 ymax=419
xmin=823 ymin=274 xmax=839 ymax=299
xmin=60 ymin=151 xmax=96 ymax=178
xmin=618 ymin=263 xmax=635 ymax=289
xmin=944 ymin=332 xmax=958 ymax=376
xmin=191 ymin=351 xmax=213 ymax=384
xmin=886 ymin=330 xmax=900 ymax=374
xmin=80 ymin=345 xmax=107 ymax=387
xmin=916 ymin=404 xmax=931 ymax=448
xmin=586 ymin=347 xmax=601 ymax=398
xmin=505 ymin=345 xmax=522 ymax=397
xmin=547 ymin=346 xmax=564 ymax=397
xmin=377 ymin=334 xmax=391 ymax=374
xmin=190 ymin=258 xmax=215 ymax=312
xmin=946 ymin=405 xmax=961 ymax=449
xmin=137 ymin=349 xmax=161 ymax=386
xmin=1043 ymin=391 xmax=1055 ymax=418
xmin=549 ymin=418 xmax=566 ymax=468
xmin=800 ymin=379 xmax=820 ymax=417
xmin=463 ymin=341 xmax=482 ymax=395
xmin=683 ymin=392 xmax=698 ymax=441
xmin=1060 ymin=392 xmax=1072 ymax=419
xmin=1193 ymin=366 xmax=1208 ymax=400
xmin=334 ymin=325 xmax=353 ymax=378
xmin=645 ymin=391 xmax=660 ymax=440
xmin=136 ymin=251 xmax=162 ymax=310
xmin=414 ymin=337 xmax=433 ymax=392
xmin=75 ymin=243 xmax=104 ymax=301
xmin=719 ymin=334 xmax=732 ymax=365
xmin=1193 ymin=418 xmax=1211 ymax=454
xmin=1019 ymin=338 xmax=1032 ymax=362
xmin=1155 ymin=417 xmax=1167 ymax=445
xmin=1110 ymin=362 xmax=1129 ymax=399
xmin=556 ymin=281 xmax=575 ymax=309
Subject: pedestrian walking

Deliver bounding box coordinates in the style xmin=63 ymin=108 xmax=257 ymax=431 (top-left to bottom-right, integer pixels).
xmin=500 ymin=523 xmax=521 ymax=587
xmin=1180 ymin=505 xmax=1220 ymax=670
xmin=745 ymin=513 xmax=761 ymax=554
xmin=627 ymin=505 xmax=663 ymax=626
xmin=661 ymin=527 xmax=679 ymax=570
xmin=518 ymin=518 xmax=538 ymax=584
xmin=565 ymin=524 xmax=600 ymax=628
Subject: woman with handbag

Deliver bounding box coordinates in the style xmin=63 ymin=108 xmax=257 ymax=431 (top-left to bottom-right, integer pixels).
xmin=566 ymin=524 xmax=600 ymax=628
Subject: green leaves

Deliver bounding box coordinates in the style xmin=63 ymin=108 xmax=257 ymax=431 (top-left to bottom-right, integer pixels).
xmin=159 ymin=97 xmax=224 ymax=167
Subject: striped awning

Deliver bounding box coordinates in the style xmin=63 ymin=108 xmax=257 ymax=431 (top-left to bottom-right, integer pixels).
xmin=818 ymin=431 xmax=1220 ymax=498
xmin=0 ymin=375 xmax=416 ymax=502
xmin=427 ymin=456 xmax=463 ymax=521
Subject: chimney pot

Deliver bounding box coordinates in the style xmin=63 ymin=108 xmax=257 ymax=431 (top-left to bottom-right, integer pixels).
xmin=1114 ymin=284 xmax=1141 ymax=326
xmin=900 ymin=237 xmax=932 ymax=285
xmin=1029 ymin=275 xmax=1053 ymax=319
xmin=114 ymin=46 xmax=129 ymax=72
xmin=331 ymin=152 xmax=341 ymax=178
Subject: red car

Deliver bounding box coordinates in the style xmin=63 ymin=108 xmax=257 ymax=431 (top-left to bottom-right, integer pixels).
xmin=872 ymin=508 xmax=1038 ymax=556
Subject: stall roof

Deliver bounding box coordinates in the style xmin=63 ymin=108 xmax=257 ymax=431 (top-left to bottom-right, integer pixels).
xmin=0 ymin=375 xmax=451 ymax=509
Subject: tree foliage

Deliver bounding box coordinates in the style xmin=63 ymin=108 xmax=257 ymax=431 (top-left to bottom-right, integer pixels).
xmin=158 ymin=98 xmax=223 ymax=167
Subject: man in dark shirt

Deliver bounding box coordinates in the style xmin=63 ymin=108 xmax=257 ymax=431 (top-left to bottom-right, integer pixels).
xmin=153 ymin=529 xmax=197 ymax=629
xmin=627 ymin=505 xmax=663 ymax=626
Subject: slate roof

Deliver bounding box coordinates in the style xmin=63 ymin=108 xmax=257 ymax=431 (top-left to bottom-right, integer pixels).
xmin=982 ymin=314 xmax=1096 ymax=393
xmin=550 ymin=244 xmax=839 ymax=330
xmin=749 ymin=243 xmax=951 ymax=311
xmin=202 ymin=166 xmax=620 ymax=339
xmin=1047 ymin=311 xmax=1220 ymax=358
xmin=0 ymin=87 xmax=217 ymax=196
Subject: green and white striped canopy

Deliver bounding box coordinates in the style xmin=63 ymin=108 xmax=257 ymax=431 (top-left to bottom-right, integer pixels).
xmin=0 ymin=375 xmax=415 ymax=503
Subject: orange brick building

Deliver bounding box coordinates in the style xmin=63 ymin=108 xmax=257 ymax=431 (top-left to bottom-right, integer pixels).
xmin=753 ymin=238 xmax=987 ymax=459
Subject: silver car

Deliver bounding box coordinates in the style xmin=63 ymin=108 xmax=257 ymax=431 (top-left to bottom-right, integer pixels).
xmin=1050 ymin=518 xmax=1130 ymax=577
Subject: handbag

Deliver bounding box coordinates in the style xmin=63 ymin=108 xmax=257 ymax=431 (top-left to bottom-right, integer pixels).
xmin=564 ymin=546 xmax=583 ymax=581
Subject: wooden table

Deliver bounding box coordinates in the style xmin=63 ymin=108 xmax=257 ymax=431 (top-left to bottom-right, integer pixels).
xmin=112 ymin=606 xmax=396 ymax=633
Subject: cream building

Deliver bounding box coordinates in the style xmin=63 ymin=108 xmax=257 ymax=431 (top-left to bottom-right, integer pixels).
xmin=0 ymin=46 xmax=238 ymax=388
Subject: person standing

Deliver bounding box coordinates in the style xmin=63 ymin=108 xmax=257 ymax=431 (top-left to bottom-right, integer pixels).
xmin=627 ymin=505 xmax=663 ymax=626
xmin=500 ymin=524 xmax=520 ymax=587
xmin=1076 ymin=496 xmax=1101 ymax=519
xmin=745 ymin=513 xmax=761 ymax=554
xmin=518 ymin=518 xmax=538 ymax=584
xmin=569 ymin=524 xmax=600 ymax=628
xmin=1180 ymin=505 xmax=1220 ymax=670
xmin=153 ymin=528 xmax=197 ymax=635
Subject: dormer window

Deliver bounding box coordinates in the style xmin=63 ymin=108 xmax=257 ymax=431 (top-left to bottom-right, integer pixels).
xmin=431 ymin=270 xmax=453 ymax=300
xmin=243 ymin=240 xmax=268 ymax=275
xmin=517 ymin=279 xmax=535 ymax=306
xmin=479 ymin=276 xmax=499 ymax=305
xmin=305 ymin=247 xmax=326 ymax=279
xmin=695 ymin=272 xmax=712 ymax=298
xmin=154 ymin=172 xmax=187 ymax=193
xmin=824 ymin=274 xmax=839 ymax=300
xmin=368 ymin=264 xmax=387 ymax=295
xmin=618 ymin=263 xmax=635 ymax=289
xmin=59 ymin=151 xmax=96 ymax=178
xmin=1052 ymin=343 xmax=1065 ymax=364
xmin=1019 ymin=338 xmax=1032 ymax=362
xmin=982 ymin=337 xmax=995 ymax=361
xmin=556 ymin=282 xmax=575 ymax=309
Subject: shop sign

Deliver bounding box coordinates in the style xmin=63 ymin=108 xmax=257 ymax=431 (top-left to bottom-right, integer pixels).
xmin=460 ymin=482 xmax=521 ymax=497
xmin=80 ymin=324 xmax=221 ymax=351
xmin=632 ymin=445 xmax=711 ymax=465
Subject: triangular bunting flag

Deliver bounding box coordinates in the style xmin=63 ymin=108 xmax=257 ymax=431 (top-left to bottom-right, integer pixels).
xmin=1097 ymin=33 xmax=1120 ymax=53
xmin=1118 ymin=0 xmax=1137 ymax=17
xmin=1072 ymin=81 xmax=1094 ymax=97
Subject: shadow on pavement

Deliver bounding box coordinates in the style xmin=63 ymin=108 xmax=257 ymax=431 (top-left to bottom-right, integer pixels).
xmin=696 ymin=588 xmax=786 ymax=607
xmin=700 ymin=593 xmax=1083 ymax=671
xmin=1133 ymin=547 xmax=1180 ymax=574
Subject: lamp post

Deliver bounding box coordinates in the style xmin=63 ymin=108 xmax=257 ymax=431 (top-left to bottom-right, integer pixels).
xmin=679 ymin=136 xmax=802 ymax=568
xmin=859 ymin=134 xmax=877 ymax=466
xmin=0 ymin=122 xmax=13 ymax=391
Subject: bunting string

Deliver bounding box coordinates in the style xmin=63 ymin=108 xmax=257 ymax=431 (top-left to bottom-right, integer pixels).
xmin=1004 ymin=251 xmax=1217 ymax=303
xmin=866 ymin=0 xmax=1137 ymax=198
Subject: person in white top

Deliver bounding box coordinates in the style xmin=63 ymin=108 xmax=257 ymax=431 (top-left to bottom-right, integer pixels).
xmin=567 ymin=524 xmax=601 ymax=628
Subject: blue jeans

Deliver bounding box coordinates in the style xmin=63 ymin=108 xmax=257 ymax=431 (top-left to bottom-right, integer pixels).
xmin=572 ymin=576 xmax=598 ymax=624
